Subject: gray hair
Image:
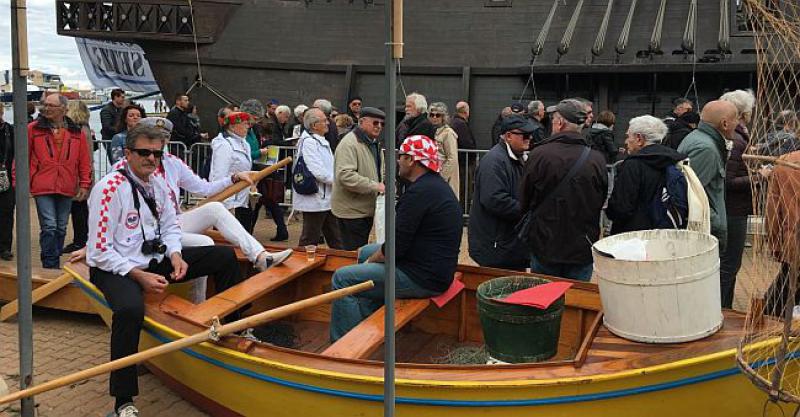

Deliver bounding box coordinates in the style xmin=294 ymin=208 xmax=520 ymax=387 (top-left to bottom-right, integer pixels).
xmin=239 ymin=99 xmax=265 ymax=118
xmin=303 ymin=108 xmax=327 ymax=131
xmin=125 ymin=125 xmax=164 ymax=150
xmin=275 ymin=105 xmax=292 ymax=117
xmin=719 ymin=89 xmax=754 ymax=117
xmin=407 ymin=92 xmax=428 ymax=113
xmin=528 ymin=100 xmax=543 ymax=114
xmin=455 ymin=101 xmax=469 ymax=115
xmin=628 ymin=115 xmax=668 ymax=145
xmin=313 ymin=99 xmax=332 ymax=115
xmin=294 ymin=104 xmax=308 ymax=119
xmin=429 ymin=102 xmax=449 ymax=124
xmin=56 ymin=94 xmax=69 ymax=107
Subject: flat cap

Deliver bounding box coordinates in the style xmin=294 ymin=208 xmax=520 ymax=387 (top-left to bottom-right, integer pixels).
xmin=501 ymin=114 xmax=536 ymax=134
xmin=545 ymin=105 xmax=558 ymax=113
xmin=555 ymin=99 xmax=588 ymax=125
xmin=138 ymin=117 xmax=173 ymax=134
xmin=360 ymin=106 xmax=386 ymax=120
xmin=510 ymin=103 xmax=525 ymax=114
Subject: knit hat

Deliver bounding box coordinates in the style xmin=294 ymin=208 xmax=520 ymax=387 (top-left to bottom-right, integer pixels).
xmin=399 ymin=135 xmax=440 ymax=172
xmin=223 ymin=112 xmax=251 ymax=126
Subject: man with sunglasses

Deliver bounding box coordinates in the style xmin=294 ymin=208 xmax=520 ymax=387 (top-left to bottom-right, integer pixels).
xmin=520 ymin=99 xmax=608 ymax=281
xmin=332 ymin=107 xmax=387 ymax=250
xmin=468 ymin=114 xmax=534 ymax=271
xmin=86 ymin=124 xmax=246 ymax=417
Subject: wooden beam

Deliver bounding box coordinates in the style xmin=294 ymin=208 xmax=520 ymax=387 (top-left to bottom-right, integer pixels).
xmin=0 ymin=273 xmax=74 ymax=321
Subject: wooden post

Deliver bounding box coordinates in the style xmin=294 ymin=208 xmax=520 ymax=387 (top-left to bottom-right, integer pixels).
xmin=196 ymin=157 xmax=292 ymax=207
xmin=393 ymin=0 xmax=403 ymax=59
xmin=0 ymin=280 xmax=374 ymax=405
xmin=0 ymin=273 xmax=73 ymax=321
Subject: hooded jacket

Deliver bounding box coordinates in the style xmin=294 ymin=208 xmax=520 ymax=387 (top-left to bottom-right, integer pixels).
xmin=663 ymin=118 xmax=694 ymax=150
xmin=606 ymin=144 xmax=688 ymax=235
xmin=585 ymin=123 xmax=618 ymax=163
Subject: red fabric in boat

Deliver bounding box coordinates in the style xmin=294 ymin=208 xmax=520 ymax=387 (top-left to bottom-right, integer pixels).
xmin=431 ymin=277 xmax=465 ymax=308
xmin=494 ymin=282 xmax=573 ymax=309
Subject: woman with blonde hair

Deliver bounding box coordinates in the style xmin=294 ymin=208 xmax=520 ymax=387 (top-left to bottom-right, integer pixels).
xmin=427 ymin=102 xmax=460 ymax=198
xmin=63 ymin=100 xmax=94 ymax=253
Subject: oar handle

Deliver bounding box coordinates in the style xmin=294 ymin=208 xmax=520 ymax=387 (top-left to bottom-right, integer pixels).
xmin=0 ymin=279 xmax=373 ymax=405
xmin=197 ymin=157 xmax=292 ymax=207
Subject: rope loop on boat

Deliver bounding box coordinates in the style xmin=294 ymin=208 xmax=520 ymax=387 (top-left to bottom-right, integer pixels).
xmin=209 ymin=316 xmax=222 ymax=342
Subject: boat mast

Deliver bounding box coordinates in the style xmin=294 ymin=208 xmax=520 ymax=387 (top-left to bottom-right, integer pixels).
xmin=384 ymin=0 xmax=402 ymax=415
xmin=10 ymin=1 xmax=34 ymax=416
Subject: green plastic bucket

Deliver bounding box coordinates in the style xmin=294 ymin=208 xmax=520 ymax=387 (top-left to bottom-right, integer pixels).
xmin=477 ymin=276 xmax=565 ymax=363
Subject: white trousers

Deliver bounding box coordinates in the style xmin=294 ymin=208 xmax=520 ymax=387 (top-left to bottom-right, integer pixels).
xmin=179 ymin=202 xmax=266 ymax=303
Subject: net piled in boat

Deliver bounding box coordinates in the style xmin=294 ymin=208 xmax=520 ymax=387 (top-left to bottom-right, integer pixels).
xmin=737 ymin=0 xmax=800 ymax=403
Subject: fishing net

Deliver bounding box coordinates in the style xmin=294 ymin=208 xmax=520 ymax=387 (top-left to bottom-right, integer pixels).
xmin=737 ymin=0 xmax=800 ymax=403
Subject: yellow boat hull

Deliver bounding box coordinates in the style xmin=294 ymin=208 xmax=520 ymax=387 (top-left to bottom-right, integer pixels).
xmin=72 ymin=271 xmax=774 ymax=417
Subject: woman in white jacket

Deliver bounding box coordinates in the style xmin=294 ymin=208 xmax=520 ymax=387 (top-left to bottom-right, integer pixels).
xmin=211 ymin=112 xmax=256 ymax=229
xmin=294 ymin=108 xmax=343 ymax=248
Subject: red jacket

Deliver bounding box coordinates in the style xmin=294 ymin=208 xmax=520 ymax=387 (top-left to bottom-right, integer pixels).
xmin=16 ymin=116 xmax=91 ymax=197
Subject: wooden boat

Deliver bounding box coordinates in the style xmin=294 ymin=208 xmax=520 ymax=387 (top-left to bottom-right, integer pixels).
xmin=0 ymin=263 xmax=95 ymax=316
xmin=64 ymin=247 xmax=776 ymax=417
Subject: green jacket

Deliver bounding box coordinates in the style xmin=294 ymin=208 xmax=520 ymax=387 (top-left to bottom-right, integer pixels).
xmin=331 ymin=128 xmax=385 ymax=219
xmin=677 ymin=122 xmax=729 ymax=251
xmin=246 ymin=128 xmax=261 ymax=161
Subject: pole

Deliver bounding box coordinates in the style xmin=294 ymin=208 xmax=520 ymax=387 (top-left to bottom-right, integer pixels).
xmin=384 ymin=0 xmax=401 ymax=416
xmin=0 ymin=279 xmax=375 ymax=405
xmin=10 ymin=0 xmax=34 ymax=416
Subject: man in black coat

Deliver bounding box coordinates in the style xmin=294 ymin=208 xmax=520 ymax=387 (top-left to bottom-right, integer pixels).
xmin=100 ymin=88 xmax=125 ymax=144
xmin=167 ymin=93 xmax=206 ymax=151
xmin=606 ymin=115 xmax=687 ymax=235
xmin=662 ymin=111 xmax=699 ymax=150
xmin=520 ymin=99 xmax=608 ymax=281
xmin=396 ymin=93 xmax=435 ymax=146
xmin=0 ymin=106 xmax=14 ymax=260
xmin=451 ymin=101 xmax=476 ymax=150
xmin=527 ymin=100 xmax=547 ymax=146
xmin=468 ymin=115 xmax=533 ymax=271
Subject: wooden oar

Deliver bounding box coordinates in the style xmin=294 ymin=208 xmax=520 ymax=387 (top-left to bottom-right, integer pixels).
xmin=196 ymin=157 xmax=292 ymax=207
xmin=0 ymin=273 xmax=73 ymax=321
xmin=742 ymin=154 xmax=800 ymax=170
xmin=0 ymin=279 xmax=373 ymax=405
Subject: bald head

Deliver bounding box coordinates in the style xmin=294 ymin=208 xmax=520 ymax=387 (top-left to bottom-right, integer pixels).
xmin=701 ymin=100 xmax=739 ymax=139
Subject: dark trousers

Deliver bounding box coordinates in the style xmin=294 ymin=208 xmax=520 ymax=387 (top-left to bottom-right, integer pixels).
xmin=337 ymin=217 xmax=373 ymax=251
xmin=253 ymin=201 xmax=287 ymax=238
xmin=300 ymin=210 xmax=343 ymax=249
xmin=234 ymin=207 xmax=256 ymax=234
xmin=70 ymin=200 xmax=89 ymax=247
xmin=0 ymin=188 xmax=14 ymax=252
xmin=764 ymin=263 xmax=800 ymax=318
xmin=720 ymin=215 xmax=748 ymax=309
xmin=90 ymin=245 xmax=244 ymax=399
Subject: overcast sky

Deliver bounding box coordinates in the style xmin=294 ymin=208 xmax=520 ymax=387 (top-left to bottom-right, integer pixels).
xmin=0 ymin=0 xmax=92 ymax=89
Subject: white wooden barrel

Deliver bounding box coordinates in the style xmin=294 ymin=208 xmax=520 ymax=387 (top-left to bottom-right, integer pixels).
xmin=592 ymin=229 xmax=723 ymax=343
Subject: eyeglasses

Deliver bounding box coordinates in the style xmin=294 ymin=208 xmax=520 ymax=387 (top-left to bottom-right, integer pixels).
xmin=429 ymin=113 xmax=444 ymax=118
xmin=130 ymin=148 xmax=164 ymax=158
xmin=509 ymin=131 xmax=533 ymax=140
xmin=351 ymin=102 xmax=362 ymax=107
xmin=372 ymin=120 xmax=385 ymax=127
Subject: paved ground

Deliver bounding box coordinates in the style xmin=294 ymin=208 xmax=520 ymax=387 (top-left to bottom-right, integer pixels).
xmin=0 ymin=202 xmax=773 ymax=416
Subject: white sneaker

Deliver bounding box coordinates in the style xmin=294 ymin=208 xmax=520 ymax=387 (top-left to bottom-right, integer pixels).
xmin=255 ymin=249 xmax=293 ymax=272
xmin=112 ymin=403 xmax=139 ymax=417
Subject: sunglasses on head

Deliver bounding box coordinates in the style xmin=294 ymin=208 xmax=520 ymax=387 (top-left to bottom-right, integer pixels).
xmin=130 ymin=148 xmax=164 ymax=158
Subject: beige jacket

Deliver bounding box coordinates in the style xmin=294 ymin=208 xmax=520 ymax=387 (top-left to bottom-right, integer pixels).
xmin=331 ymin=129 xmax=386 ymax=219
xmin=435 ymin=125 xmax=460 ymax=199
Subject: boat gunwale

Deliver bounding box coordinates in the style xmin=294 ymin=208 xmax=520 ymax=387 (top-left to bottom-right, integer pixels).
xmin=64 ymin=263 xmax=756 ymax=390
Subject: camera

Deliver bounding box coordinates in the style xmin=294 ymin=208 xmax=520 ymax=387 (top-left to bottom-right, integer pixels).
xmin=141 ymin=238 xmax=167 ymax=255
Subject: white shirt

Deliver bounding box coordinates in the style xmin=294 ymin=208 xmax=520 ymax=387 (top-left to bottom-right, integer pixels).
xmin=292 ymin=131 xmax=335 ymax=212
xmin=210 ymin=131 xmax=252 ymax=209
xmin=87 ymin=167 xmax=182 ymax=276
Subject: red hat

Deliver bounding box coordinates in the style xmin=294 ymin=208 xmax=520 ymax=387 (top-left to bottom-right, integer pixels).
xmin=399 ymin=135 xmax=440 ymax=172
xmin=223 ymin=111 xmax=251 ymax=126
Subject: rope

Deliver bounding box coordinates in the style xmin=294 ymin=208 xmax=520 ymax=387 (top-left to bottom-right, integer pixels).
xmin=616 ymin=0 xmax=637 ymax=55
xmin=683 ymin=0 xmax=700 ymax=105
xmin=649 ymin=0 xmax=667 ymax=53
xmin=186 ymin=0 xmax=204 ymax=85
xmin=719 ymin=0 xmax=732 ymax=53
xmin=592 ymin=0 xmax=615 ymax=57
xmin=682 ymin=0 xmax=697 ymax=52
xmin=558 ymin=0 xmax=584 ymax=56
xmin=396 ymin=58 xmax=407 ymax=100
xmin=518 ymin=56 xmax=539 ymax=103
xmin=532 ymin=0 xmax=559 ymax=57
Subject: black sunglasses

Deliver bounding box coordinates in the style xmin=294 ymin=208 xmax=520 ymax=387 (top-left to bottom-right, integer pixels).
xmin=429 ymin=113 xmax=444 ymax=118
xmin=372 ymin=120 xmax=385 ymax=127
xmin=130 ymin=148 xmax=164 ymax=158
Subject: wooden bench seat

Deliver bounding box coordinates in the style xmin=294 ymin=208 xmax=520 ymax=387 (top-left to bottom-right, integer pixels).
xmin=181 ymin=253 xmax=325 ymax=324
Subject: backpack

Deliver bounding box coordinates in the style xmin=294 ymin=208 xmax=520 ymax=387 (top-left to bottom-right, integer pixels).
xmin=648 ymin=164 xmax=689 ymax=229
xmin=291 ymin=136 xmax=321 ymax=195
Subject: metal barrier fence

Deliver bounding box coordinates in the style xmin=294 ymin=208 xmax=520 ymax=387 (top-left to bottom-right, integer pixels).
xmin=92 ymin=138 xmax=617 ymax=221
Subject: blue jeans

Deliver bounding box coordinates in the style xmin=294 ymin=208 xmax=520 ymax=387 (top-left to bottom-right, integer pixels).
xmin=530 ymin=255 xmax=593 ymax=282
xmin=330 ymin=244 xmax=439 ymax=342
xmin=720 ymin=215 xmax=748 ymax=309
xmin=35 ymin=195 xmax=72 ymax=269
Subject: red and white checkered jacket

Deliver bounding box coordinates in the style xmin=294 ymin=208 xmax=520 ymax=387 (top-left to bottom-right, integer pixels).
xmin=86 ymin=168 xmax=182 ymax=276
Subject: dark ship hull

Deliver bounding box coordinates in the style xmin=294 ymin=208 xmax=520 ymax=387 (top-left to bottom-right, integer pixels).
xmin=56 ymin=0 xmax=757 ymax=148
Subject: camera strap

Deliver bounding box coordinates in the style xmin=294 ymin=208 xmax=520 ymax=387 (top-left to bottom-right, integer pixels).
xmin=117 ymin=169 xmax=162 ymax=240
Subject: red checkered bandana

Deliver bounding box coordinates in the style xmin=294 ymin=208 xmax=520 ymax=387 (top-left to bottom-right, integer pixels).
xmin=399 ymin=135 xmax=440 ymax=173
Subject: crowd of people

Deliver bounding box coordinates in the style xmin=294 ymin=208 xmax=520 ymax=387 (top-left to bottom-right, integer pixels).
xmin=5 ymin=85 xmax=800 ymax=416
